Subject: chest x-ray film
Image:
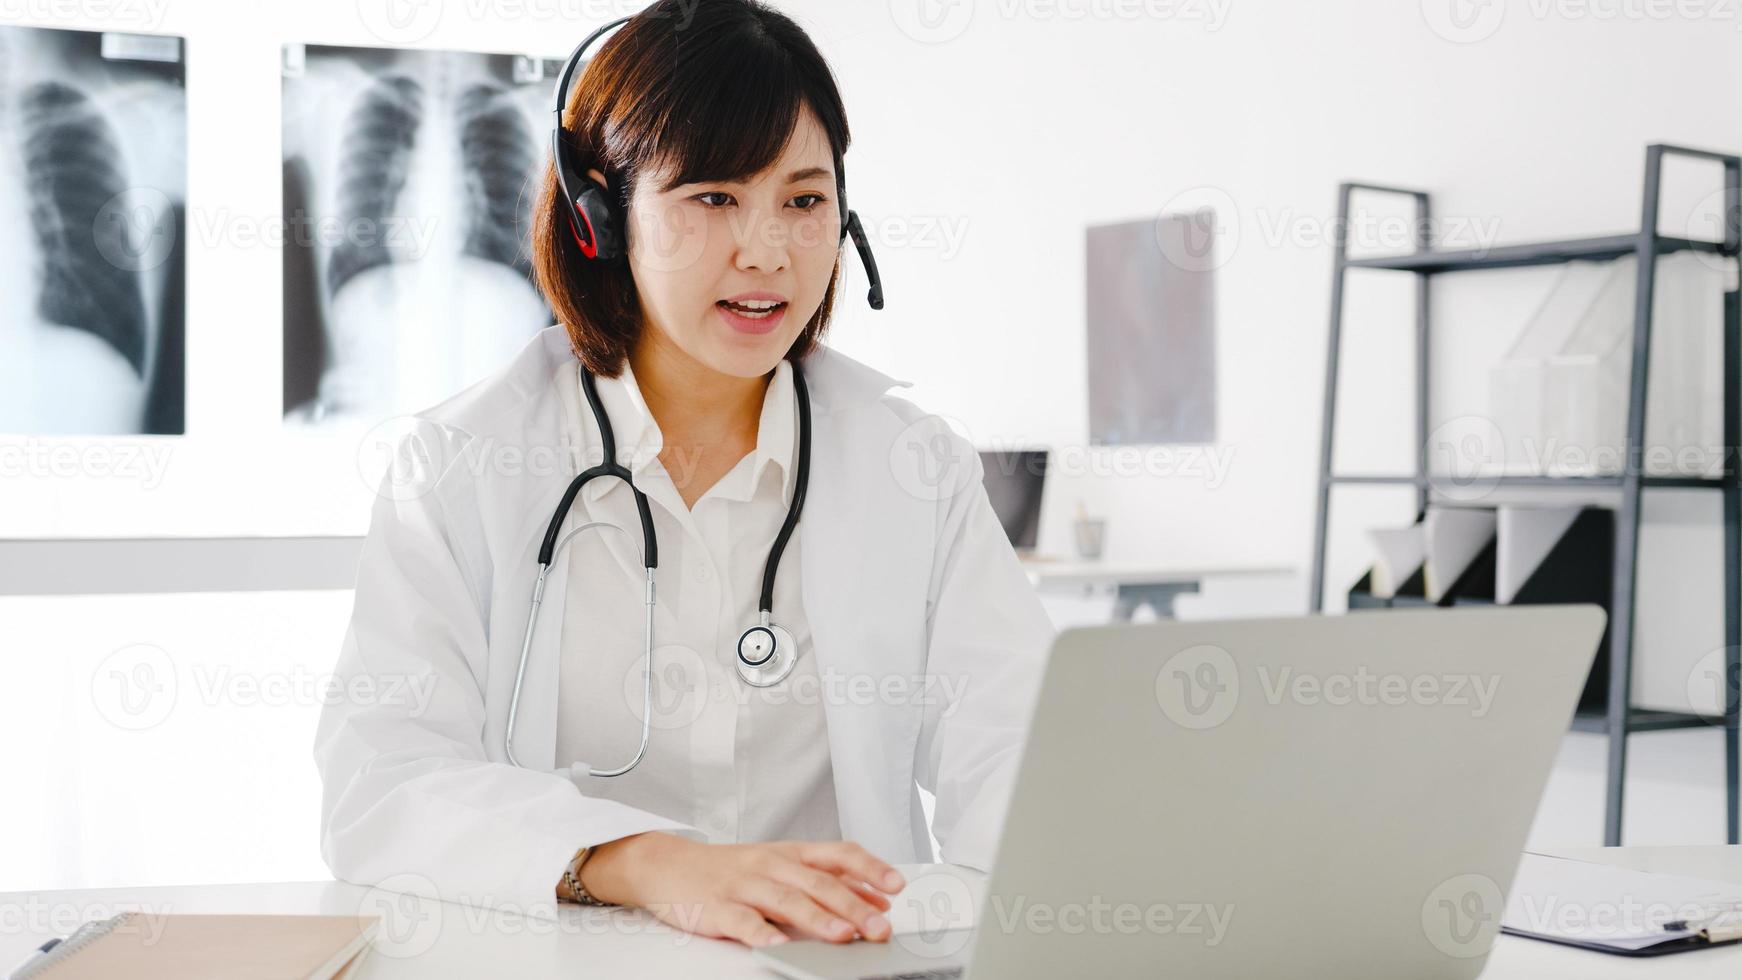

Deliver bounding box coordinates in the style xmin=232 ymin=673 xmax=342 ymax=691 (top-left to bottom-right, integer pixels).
xmin=0 ymin=27 xmax=187 ymax=435
xmin=1085 ymin=214 xmax=1217 ymax=445
xmin=282 ymin=43 xmax=560 ymax=427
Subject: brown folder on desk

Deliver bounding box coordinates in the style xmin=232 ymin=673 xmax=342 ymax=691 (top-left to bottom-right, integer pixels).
xmin=10 ymin=912 xmax=378 ymax=979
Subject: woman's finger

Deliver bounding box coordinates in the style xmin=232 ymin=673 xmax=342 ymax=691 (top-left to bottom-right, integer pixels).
xmin=768 ymin=859 xmax=892 ymax=941
xmin=733 ymin=875 xmax=859 ymax=943
xmin=708 ymin=900 xmax=789 ymax=948
xmin=796 ymin=840 xmax=906 ymax=895
xmin=843 ymin=877 xmax=893 ymax=911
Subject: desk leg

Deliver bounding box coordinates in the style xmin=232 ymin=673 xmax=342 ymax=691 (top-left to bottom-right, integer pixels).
xmin=1110 ymin=582 xmax=1200 ymax=621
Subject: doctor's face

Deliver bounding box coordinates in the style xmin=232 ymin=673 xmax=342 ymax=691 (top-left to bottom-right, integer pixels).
xmin=604 ymin=104 xmax=842 ymax=380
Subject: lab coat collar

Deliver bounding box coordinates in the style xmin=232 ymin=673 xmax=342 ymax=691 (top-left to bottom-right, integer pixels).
xmin=578 ymin=358 xmax=799 ymax=506
xmin=537 ymin=323 xmax=911 ymax=420
xmin=795 ymin=341 xmax=913 ymax=417
xmin=571 ymin=339 xmax=913 ymax=507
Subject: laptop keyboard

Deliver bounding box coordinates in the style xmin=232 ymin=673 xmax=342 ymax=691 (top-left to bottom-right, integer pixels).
xmin=859 ymin=970 xmax=965 ymax=980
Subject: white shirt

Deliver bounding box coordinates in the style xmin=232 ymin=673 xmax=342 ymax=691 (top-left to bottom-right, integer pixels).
xmin=552 ymin=357 xmax=841 ymax=845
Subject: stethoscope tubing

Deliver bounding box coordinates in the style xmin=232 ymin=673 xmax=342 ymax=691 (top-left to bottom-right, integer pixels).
xmin=504 ymin=521 xmax=655 ymax=775
xmin=503 ymin=360 xmax=810 ymax=776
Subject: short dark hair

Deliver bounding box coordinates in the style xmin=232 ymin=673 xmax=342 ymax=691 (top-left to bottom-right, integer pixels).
xmin=531 ymin=0 xmax=852 ymax=378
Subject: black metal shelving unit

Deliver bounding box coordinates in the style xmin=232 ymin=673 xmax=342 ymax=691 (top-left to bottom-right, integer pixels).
xmin=1309 ymin=143 xmax=1742 ymax=847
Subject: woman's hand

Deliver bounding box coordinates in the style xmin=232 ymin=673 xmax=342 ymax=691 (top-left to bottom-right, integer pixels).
xmin=576 ymin=831 xmax=907 ymax=947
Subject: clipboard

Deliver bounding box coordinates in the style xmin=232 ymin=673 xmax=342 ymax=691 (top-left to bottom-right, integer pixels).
xmin=1501 ymin=852 xmax=1742 ymax=957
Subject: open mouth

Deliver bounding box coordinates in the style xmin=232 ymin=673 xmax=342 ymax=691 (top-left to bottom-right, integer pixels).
xmin=715 ymin=299 xmax=788 ymax=320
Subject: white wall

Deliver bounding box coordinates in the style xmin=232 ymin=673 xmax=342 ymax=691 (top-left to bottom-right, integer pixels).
xmin=798 ymin=0 xmax=1742 ymax=713
xmin=6 ymin=0 xmax=1742 ymax=886
xmin=6 ymin=2 xmax=1734 ymax=628
xmin=0 ymin=591 xmax=353 ymax=891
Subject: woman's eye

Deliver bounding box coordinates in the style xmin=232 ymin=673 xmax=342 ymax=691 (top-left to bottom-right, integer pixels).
xmin=692 ymin=191 xmax=825 ymax=210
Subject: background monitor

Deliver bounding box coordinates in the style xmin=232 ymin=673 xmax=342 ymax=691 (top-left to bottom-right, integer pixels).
xmin=980 ymin=449 xmax=1049 ymax=553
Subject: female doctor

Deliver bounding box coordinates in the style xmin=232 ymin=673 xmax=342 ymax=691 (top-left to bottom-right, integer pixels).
xmin=313 ymin=0 xmax=1053 ymax=951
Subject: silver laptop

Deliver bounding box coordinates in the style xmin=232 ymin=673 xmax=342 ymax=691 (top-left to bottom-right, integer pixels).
xmin=755 ymin=605 xmax=1606 ymax=980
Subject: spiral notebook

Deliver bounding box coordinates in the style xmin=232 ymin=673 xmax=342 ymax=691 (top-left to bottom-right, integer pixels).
xmin=7 ymin=911 xmax=378 ymax=980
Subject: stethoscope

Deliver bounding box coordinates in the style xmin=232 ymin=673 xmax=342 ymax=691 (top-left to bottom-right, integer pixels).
xmin=502 ymin=360 xmax=812 ymax=776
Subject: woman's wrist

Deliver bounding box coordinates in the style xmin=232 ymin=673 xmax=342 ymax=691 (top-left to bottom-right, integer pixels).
xmin=578 ymin=831 xmax=680 ymax=907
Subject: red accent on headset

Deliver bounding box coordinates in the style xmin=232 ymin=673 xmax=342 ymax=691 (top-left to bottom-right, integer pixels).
xmin=571 ymin=206 xmax=599 ymax=259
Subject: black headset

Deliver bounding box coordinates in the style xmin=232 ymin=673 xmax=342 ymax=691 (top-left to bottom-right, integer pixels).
xmin=550 ymin=15 xmax=884 ymax=309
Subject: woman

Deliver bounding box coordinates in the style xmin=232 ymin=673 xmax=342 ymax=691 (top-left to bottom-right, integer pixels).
xmin=314 ymin=0 xmax=1053 ymax=950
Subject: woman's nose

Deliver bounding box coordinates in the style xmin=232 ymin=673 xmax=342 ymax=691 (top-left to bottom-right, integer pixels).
xmin=732 ymin=210 xmax=793 ymax=272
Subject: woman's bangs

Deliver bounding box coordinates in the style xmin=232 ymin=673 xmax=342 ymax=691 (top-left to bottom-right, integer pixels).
xmin=638 ymin=46 xmax=815 ymax=192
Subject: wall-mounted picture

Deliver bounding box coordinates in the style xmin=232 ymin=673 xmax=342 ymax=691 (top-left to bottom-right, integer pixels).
xmin=0 ymin=27 xmax=187 ymax=435
xmin=1085 ymin=213 xmax=1218 ymax=445
xmin=281 ymin=43 xmax=561 ymax=427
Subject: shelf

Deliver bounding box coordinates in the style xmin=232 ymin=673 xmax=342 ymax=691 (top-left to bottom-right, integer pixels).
xmin=1325 ymin=474 xmax=1732 ymax=489
xmin=1315 ymin=144 xmax=1742 ymax=846
xmin=1343 ymin=234 xmax=1729 ymax=274
xmin=1324 ymin=475 xmax=1424 ymax=486
xmin=1571 ymin=709 xmax=1724 ymax=735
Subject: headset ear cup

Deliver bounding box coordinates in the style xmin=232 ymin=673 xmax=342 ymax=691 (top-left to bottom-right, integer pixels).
xmin=837 ymin=176 xmax=849 ymax=243
xmin=572 ymin=183 xmax=624 ymax=261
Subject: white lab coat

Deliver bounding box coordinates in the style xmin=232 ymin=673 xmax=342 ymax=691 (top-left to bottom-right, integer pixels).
xmin=313 ymin=325 xmax=1055 ymax=911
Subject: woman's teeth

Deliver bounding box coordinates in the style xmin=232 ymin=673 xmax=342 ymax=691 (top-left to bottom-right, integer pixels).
xmin=719 ymin=300 xmax=786 ymax=319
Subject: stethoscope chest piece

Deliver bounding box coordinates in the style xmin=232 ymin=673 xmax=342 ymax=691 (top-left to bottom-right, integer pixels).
xmin=736 ymin=619 xmax=798 ymax=688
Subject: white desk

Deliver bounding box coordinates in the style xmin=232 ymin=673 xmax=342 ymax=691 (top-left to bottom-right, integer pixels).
xmin=1022 ymin=559 xmax=1295 ymax=620
xmin=4 ymin=847 xmax=1737 ymax=978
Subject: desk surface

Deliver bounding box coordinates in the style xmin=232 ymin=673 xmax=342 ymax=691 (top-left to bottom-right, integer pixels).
xmin=1020 ymin=559 xmax=1295 ymax=587
xmin=3 ymin=847 xmax=1737 ymax=979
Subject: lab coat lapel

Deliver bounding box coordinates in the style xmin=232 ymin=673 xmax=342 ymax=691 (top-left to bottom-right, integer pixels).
xmin=798 ymin=350 xmax=928 ymax=863
xmin=800 ymin=407 xmax=899 ymax=857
